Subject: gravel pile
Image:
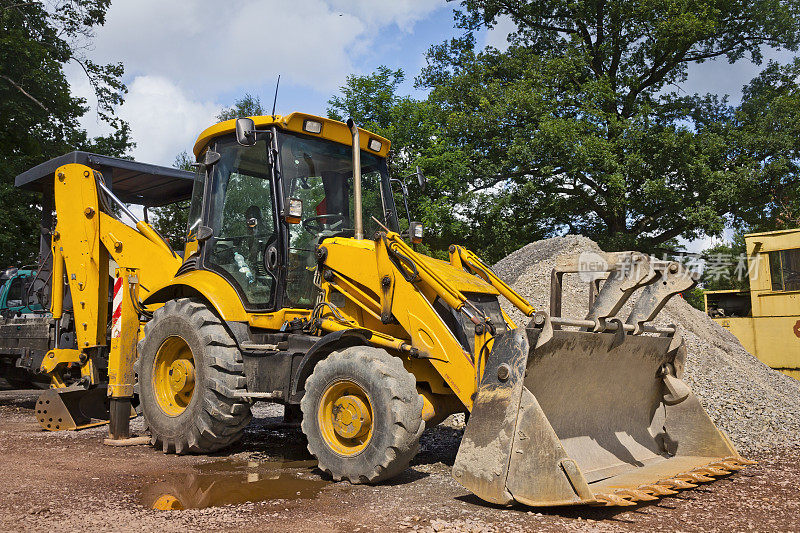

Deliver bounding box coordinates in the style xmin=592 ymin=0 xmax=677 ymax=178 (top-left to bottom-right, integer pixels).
xmin=493 ymin=235 xmax=800 ymax=454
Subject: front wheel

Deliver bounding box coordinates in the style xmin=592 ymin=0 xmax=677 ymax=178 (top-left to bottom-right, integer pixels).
xmin=137 ymin=298 xmax=251 ymax=454
xmin=300 ymin=346 xmax=424 ymax=483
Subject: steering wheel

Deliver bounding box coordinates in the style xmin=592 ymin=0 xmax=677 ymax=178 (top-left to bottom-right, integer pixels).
xmin=301 ymin=214 xmax=347 ymax=233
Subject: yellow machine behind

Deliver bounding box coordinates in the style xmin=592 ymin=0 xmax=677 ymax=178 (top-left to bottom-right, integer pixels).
xmin=705 ymin=228 xmax=800 ymax=379
xmin=18 ymin=113 xmax=752 ymax=508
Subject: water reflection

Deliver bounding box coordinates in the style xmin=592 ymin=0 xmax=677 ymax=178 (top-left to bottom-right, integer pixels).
xmin=140 ymin=459 xmax=329 ymax=510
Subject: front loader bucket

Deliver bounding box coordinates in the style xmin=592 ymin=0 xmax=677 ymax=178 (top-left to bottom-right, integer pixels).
xmin=452 ymin=324 xmax=751 ymax=507
xmin=35 ymin=387 xmax=134 ymax=431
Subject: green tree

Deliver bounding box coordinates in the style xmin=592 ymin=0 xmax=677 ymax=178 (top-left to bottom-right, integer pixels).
xmin=217 ymin=93 xmax=265 ymax=121
xmin=732 ymin=59 xmax=800 ymax=230
xmin=149 ymin=151 xmax=192 ymax=251
xmin=415 ymin=0 xmax=800 ymax=258
xmin=0 ymin=0 xmax=132 ymax=266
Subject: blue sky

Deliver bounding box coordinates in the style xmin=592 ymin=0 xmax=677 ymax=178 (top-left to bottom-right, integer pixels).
xmin=69 ymin=1 xmax=795 ymax=251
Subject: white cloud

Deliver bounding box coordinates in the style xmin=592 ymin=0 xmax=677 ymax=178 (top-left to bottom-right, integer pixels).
xmin=71 ymin=70 xmax=220 ymax=165
xmin=68 ymin=0 xmax=444 ymax=164
xmin=119 ymin=76 xmax=220 ymax=165
xmin=80 ymin=0 xmax=443 ymax=96
xmin=483 ymin=15 xmax=516 ymax=52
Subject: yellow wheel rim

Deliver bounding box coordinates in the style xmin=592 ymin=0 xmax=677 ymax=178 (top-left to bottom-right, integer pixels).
xmin=152 ymin=494 xmax=183 ymax=511
xmin=318 ymin=380 xmax=373 ymax=456
xmin=153 ymin=336 xmax=196 ymax=417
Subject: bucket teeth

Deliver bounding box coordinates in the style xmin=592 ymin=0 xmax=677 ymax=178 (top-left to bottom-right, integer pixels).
xmin=587 ymin=457 xmax=753 ymax=507
xmin=693 ymin=466 xmax=730 ymax=477
xmin=658 ymin=478 xmax=697 ymax=489
xmin=709 ymin=460 xmax=743 ymax=471
xmin=594 ymin=493 xmax=636 ymax=506
xmin=677 ymin=472 xmax=715 ymax=483
xmin=638 ymin=484 xmax=678 ymax=496
xmin=726 ymin=456 xmax=757 ymax=466
xmin=615 ymin=489 xmax=659 ymax=502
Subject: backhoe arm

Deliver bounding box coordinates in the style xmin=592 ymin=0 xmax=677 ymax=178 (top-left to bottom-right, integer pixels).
xmin=42 ymin=163 xmax=181 ymax=434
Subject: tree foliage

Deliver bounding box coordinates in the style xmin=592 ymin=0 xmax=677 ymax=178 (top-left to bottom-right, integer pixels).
xmin=149 ymin=151 xmax=192 ymax=251
xmin=0 ymin=0 xmax=131 ymax=266
xmin=409 ymin=0 xmax=800 ymax=258
xmin=217 ymin=93 xmax=265 ymax=121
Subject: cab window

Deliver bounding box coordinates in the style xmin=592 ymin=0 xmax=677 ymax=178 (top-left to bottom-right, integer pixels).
xmin=205 ymin=137 xmax=277 ymax=309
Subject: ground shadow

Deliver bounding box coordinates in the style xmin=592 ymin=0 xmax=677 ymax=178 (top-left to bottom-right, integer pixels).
xmin=453 ymin=492 xmax=699 ymax=523
xmin=411 ymin=426 xmax=463 ymax=467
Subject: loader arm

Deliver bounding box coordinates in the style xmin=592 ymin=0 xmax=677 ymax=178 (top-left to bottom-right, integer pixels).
xmin=316 ymin=232 xmax=489 ymax=409
xmin=315 ymin=232 xmax=539 ymax=411
xmin=314 ymin=230 xmax=752 ymax=508
xmin=449 ymin=244 xmax=536 ymax=320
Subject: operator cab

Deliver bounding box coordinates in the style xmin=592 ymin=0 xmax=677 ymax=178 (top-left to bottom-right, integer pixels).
xmin=186 ymin=113 xmax=397 ymax=312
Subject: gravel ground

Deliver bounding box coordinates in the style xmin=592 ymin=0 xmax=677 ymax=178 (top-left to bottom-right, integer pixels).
xmin=1 ymin=396 xmax=799 ymax=533
xmin=493 ymin=235 xmax=800 ymax=454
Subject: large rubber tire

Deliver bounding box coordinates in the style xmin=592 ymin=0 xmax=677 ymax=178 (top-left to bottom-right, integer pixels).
xmin=300 ymin=346 xmax=424 ymax=483
xmin=137 ymin=298 xmax=251 ymax=454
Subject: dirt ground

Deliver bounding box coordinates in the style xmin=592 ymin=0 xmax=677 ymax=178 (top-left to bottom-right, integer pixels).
xmin=1 ymin=388 xmax=799 ymax=533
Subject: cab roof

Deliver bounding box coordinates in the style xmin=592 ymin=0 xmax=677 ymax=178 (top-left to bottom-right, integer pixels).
xmin=15 ymin=151 xmax=194 ymax=207
xmin=193 ymin=112 xmax=391 ymax=160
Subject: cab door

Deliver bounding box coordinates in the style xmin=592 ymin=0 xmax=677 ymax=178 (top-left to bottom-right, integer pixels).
xmin=201 ymin=136 xmax=279 ymax=311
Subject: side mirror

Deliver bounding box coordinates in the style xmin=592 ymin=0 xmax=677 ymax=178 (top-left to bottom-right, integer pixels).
xmin=415 ymin=166 xmax=426 ymax=191
xmin=235 ymin=117 xmax=257 ymax=146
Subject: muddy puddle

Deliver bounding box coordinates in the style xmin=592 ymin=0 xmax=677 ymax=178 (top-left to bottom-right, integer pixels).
xmin=139 ymin=459 xmax=330 ymax=510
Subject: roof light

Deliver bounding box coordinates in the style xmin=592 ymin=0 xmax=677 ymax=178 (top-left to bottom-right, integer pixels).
xmin=368 ymin=138 xmax=382 ymax=152
xmin=303 ymin=120 xmax=323 ymax=134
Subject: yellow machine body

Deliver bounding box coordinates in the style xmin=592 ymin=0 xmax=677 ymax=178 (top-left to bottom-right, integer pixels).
xmin=20 ymin=112 xmax=750 ymax=507
xmin=141 ymin=112 xmax=749 ymax=507
xmin=705 ymin=228 xmax=800 ymax=379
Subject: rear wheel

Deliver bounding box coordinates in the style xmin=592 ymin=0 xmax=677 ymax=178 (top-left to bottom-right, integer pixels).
xmin=300 ymin=346 xmax=424 ymax=483
xmin=137 ymin=298 xmax=251 ymax=454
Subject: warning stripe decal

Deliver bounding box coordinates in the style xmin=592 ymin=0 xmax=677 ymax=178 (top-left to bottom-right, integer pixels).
xmin=111 ymin=275 xmax=123 ymax=338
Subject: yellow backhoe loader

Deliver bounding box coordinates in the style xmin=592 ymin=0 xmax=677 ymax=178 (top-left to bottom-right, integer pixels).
xmin=18 ymin=114 xmax=751 ymax=507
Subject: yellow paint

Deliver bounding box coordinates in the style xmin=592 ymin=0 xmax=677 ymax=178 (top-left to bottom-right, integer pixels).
xmin=147 ymin=268 xmax=314 ymax=330
xmin=152 ymin=494 xmax=183 ymax=511
xmin=706 ymin=227 xmax=800 ymax=379
xmin=40 ymin=348 xmax=81 ymax=374
xmin=317 ymin=380 xmax=373 ymax=456
xmin=47 ymin=163 xmax=182 ymax=391
xmin=193 ymin=112 xmax=391 ymax=159
xmin=153 ymin=335 xmax=196 ymax=416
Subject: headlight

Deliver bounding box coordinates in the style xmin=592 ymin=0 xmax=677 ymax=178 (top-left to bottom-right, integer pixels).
xmin=286 ymin=197 xmax=303 ymax=224
xmin=368 ymin=138 xmax=382 ymax=152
